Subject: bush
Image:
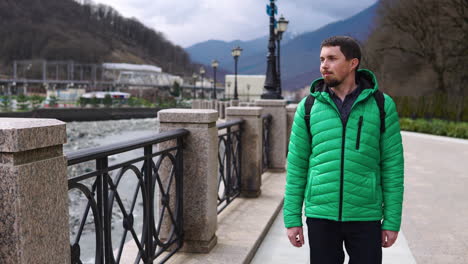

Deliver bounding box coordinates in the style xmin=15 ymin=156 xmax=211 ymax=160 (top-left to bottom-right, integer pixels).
xmin=1 ymin=96 xmax=11 ymax=111
xmin=142 ymin=99 xmax=154 ymax=107
xmin=462 ymin=97 xmax=468 ymax=122
xmin=30 ymin=95 xmax=45 ymax=109
xmin=49 ymin=96 xmax=58 ymax=107
xmin=400 ymin=118 xmax=468 ymax=139
xmin=127 ymin=97 xmax=141 ymax=107
xmin=78 ymin=97 xmax=89 ymax=107
xmin=103 ymin=94 xmax=112 ymax=107
xmin=156 ymin=97 xmax=176 ymax=108
xmin=90 ymin=96 xmax=99 ymax=107
xmin=16 ymin=94 xmax=30 ymax=111
xmin=394 ymin=93 xmax=468 ymax=122
xmin=170 ymin=81 xmax=181 ymax=97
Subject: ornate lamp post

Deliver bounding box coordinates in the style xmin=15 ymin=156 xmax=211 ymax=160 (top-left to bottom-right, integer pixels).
xmin=262 ymin=0 xmax=282 ymax=99
xmin=275 ymin=15 xmax=289 ymax=96
xmin=231 ymin=46 xmax=242 ymax=100
xmin=199 ymin=67 xmax=206 ymax=99
xmin=192 ymin=73 xmax=198 ymax=99
xmin=211 ymin=60 xmax=219 ymax=99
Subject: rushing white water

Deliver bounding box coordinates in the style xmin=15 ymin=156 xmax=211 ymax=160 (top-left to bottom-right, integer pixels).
xmin=66 ymin=118 xmax=160 ymax=263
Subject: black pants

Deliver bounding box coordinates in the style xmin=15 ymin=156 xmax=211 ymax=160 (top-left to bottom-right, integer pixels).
xmin=306 ymin=218 xmax=382 ymax=264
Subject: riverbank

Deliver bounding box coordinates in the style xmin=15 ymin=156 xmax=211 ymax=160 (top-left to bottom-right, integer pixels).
xmin=0 ymin=107 xmax=162 ymax=122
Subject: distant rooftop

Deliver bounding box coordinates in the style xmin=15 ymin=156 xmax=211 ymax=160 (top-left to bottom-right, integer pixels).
xmin=81 ymin=91 xmax=131 ymax=99
xmin=225 ymin=75 xmax=265 ymax=78
xmin=102 ymin=63 xmax=162 ymax=73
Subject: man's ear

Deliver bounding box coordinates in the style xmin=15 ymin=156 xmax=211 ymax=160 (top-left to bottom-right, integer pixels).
xmin=350 ymin=58 xmax=359 ymax=71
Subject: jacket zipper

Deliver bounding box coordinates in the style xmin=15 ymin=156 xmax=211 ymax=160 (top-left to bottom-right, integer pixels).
xmin=339 ymin=122 xmax=346 ymax=221
xmin=320 ymin=92 xmax=368 ymax=222
xmin=356 ymin=116 xmax=363 ymax=150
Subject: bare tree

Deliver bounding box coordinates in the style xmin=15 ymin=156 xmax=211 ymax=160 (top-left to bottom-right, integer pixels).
xmin=365 ymin=0 xmax=467 ymax=95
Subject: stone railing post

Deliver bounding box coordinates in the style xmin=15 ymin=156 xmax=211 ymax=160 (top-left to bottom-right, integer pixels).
xmin=255 ymin=99 xmax=287 ymax=170
xmin=230 ymin=99 xmax=239 ymax=106
xmin=0 ymin=118 xmax=70 ymax=263
xmin=191 ymin=99 xmax=198 ymax=109
xmin=216 ymin=101 xmax=221 ymax=117
xmin=286 ymin=104 xmax=298 ymax=150
xmin=158 ymin=109 xmax=218 ymax=253
xmin=220 ymin=102 xmax=227 ymax=119
xmin=226 ymin=107 xmax=263 ymax=197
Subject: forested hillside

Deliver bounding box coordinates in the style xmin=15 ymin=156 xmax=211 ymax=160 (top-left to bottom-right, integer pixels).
xmin=0 ymin=0 xmax=194 ymax=75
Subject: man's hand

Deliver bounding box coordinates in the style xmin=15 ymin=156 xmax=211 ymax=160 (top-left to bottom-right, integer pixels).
xmin=382 ymin=230 xmax=399 ymax=248
xmin=287 ymin=226 xmax=305 ymax=247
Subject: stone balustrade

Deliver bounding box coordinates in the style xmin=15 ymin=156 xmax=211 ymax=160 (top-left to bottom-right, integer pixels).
xmin=0 ymin=100 xmax=291 ymax=262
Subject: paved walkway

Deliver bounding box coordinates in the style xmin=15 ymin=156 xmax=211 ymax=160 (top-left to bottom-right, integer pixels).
xmin=119 ymin=171 xmax=287 ymax=264
xmin=400 ymin=132 xmax=468 ymax=263
xmin=250 ymin=208 xmax=416 ymax=264
xmin=251 ymin=131 xmax=468 ymax=264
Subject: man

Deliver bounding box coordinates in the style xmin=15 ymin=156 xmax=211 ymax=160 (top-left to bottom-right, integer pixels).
xmin=284 ymin=36 xmax=404 ymax=264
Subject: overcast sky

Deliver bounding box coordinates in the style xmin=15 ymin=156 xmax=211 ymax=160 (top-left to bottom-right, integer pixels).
xmin=92 ymin=0 xmax=378 ymax=48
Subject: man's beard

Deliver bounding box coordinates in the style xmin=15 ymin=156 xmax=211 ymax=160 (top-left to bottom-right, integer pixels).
xmin=323 ymin=77 xmax=342 ymax=88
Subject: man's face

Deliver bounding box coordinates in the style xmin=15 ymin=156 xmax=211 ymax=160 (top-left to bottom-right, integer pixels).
xmin=320 ymin=46 xmax=357 ymax=87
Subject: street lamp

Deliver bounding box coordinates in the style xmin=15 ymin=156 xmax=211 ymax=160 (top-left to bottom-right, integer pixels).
xmin=192 ymin=73 xmax=198 ymax=99
xmin=199 ymin=67 xmax=206 ymax=99
xmin=275 ymin=15 xmax=289 ymax=96
xmin=231 ymin=46 xmax=242 ymax=100
xmin=262 ymin=0 xmax=282 ymax=99
xmin=211 ymin=60 xmax=219 ymax=99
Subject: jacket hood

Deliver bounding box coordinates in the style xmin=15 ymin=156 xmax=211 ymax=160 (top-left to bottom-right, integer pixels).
xmin=309 ymin=69 xmax=379 ymax=97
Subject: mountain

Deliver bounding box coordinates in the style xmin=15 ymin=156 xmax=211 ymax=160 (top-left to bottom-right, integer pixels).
xmin=186 ymin=2 xmax=379 ymax=90
xmin=186 ymin=33 xmax=294 ymax=75
xmin=0 ymin=0 xmax=195 ymax=76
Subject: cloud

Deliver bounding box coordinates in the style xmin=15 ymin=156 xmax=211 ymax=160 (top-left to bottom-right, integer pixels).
xmin=92 ymin=0 xmax=378 ymax=47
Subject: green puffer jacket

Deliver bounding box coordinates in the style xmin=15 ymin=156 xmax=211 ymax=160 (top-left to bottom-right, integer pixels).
xmin=284 ymin=69 xmax=404 ymax=231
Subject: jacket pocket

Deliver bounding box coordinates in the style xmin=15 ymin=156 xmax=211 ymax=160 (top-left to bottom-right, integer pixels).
xmin=370 ymin=174 xmax=376 ymax=202
xmin=356 ymin=116 xmax=363 ymax=150
xmin=305 ymin=170 xmax=317 ymax=203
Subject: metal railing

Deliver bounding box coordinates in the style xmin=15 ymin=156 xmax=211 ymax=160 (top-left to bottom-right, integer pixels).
xmin=262 ymin=114 xmax=272 ymax=172
xmin=67 ymin=129 xmax=189 ymax=264
xmin=216 ymin=119 xmax=244 ymax=214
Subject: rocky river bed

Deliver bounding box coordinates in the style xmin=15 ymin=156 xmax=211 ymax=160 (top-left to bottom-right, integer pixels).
xmin=64 ymin=118 xmax=159 ymax=153
xmin=65 ymin=118 xmax=159 ymax=263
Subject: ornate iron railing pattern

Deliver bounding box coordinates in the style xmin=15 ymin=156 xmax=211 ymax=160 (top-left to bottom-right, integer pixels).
xmin=261 ymin=114 xmax=272 ymax=172
xmin=216 ymin=119 xmax=244 ymax=214
xmin=67 ymin=129 xmax=189 ymax=264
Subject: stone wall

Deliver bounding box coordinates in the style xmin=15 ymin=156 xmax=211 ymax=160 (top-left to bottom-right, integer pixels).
xmin=0 ymin=107 xmax=167 ymax=122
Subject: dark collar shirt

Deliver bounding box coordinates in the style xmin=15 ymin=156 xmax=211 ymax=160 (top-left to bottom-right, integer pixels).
xmin=326 ymin=83 xmax=363 ymax=123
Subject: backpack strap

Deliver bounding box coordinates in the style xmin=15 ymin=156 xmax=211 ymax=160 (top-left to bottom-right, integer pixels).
xmin=373 ymin=91 xmax=386 ymax=133
xmin=304 ymin=95 xmax=315 ymax=138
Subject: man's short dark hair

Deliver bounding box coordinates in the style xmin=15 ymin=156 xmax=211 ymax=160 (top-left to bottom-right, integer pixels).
xmin=321 ymin=36 xmax=361 ymax=69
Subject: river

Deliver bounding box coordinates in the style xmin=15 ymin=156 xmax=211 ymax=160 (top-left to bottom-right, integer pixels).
xmin=65 ymin=118 xmax=159 ymax=263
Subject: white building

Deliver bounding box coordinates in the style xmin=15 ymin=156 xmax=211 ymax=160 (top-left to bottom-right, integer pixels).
xmin=81 ymin=91 xmax=131 ymax=99
xmin=46 ymin=88 xmax=86 ymax=104
xmin=225 ymin=75 xmax=266 ymax=102
xmin=102 ymin=63 xmax=183 ymax=86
